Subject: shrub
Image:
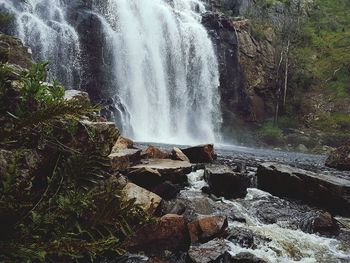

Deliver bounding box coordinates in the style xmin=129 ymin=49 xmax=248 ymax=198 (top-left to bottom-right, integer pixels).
xmin=257 ymin=122 xmax=284 ymax=145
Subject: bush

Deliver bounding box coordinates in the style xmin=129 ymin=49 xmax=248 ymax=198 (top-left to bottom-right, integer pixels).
xmin=257 ymin=122 xmax=284 ymax=145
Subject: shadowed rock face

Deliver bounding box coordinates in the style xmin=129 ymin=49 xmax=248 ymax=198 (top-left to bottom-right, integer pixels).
xmin=257 ymin=162 xmax=350 ymax=216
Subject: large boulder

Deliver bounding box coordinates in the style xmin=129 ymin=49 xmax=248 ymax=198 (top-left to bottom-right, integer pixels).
xmin=130 ymin=159 xmax=192 ymax=185
xmin=181 ymin=144 xmax=216 ymax=163
xmin=205 ymin=165 xmax=250 ymax=199
xmin=325 ymin=143 xmax=350 ymax=171
xmin=257 ymin=162 xmax=350 ymax=216
xmin=122 ymin=183 xmax=162 ymax=215
xmin=188 ymin=215 xmax=228 ymax=243
xmin=109 ymin=149 xmax=142 ymax=171
xmin=127 ymin=214 xmax=190 ymax=253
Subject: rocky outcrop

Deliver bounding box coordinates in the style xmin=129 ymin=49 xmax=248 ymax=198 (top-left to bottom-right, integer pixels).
xmin=142 ymin=145 xmax=169 ymax=159
xmin=325 ymin=143 xmax=350 ymax=171
xmin=257 ymin=162 xmax=350 ymax=215
xmin=0 ymin=33 xmax=32 ymax=68
xmin=171 ymin=147 xmax=190 ymax=162
xmin=181 ymin=144 xmax=216 ymax=163
xmin=64 ymin=90 xmax=90 ymax=104
xmin=111 ymin=136 xmax=135 ymax=152
xmin=205 ymin=164 xmax=250 ymax=198
xmin=202 ymin=13 xmax=277 ymax=129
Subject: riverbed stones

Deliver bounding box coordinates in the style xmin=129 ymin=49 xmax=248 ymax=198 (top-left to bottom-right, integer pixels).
xmin=181 ymin=144 xmax=216 ymax=163
xmin=312 ymin=212 xmax=340 ymax=236
xmin=257 ymin=162 xmax=350 ymax=215
xmin=325 ymin=143 xmax=350 ymax=171
xmin=171 ymin=147 xmax=190 ymax=162
xmin=205 ymin=164 xmax=250 ymax=199
xmin=130 ymin=159 xmax=192 ymax=185
xmin=188 ymin=215 xmax=228 ymax=243
xmin=109 ymin=149 xmax=142 ymax=171
xmin=122 ymin=183 xmax=162 ymax=215
xmin=127 ymin=214 xmax=189 ymax=253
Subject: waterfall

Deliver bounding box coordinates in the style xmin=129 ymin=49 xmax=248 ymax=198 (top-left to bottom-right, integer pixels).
xmin=2 ymin=0 xmax=222 ymax=145
xmin=0 ymin=0 xmax=81 ymax=89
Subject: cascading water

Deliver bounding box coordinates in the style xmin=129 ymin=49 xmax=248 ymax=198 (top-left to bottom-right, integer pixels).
xmin=94 ymin=0 xmax=222 ymax=144
xmin=2 ymin=0 xmax=221 ymax=145
xmin=0 ymin=0 xmax=81 ymax=89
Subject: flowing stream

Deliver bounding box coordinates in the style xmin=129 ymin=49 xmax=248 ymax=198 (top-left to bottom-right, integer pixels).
xmin=1 ymin=0 xmax=222 ymax=145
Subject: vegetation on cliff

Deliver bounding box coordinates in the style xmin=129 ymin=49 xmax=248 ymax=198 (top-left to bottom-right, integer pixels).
xmin=0 ymin=62 xmax=149 ymax=262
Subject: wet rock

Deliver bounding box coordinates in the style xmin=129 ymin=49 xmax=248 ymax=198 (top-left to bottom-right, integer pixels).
xmin=188 ymin=238 xmax=231 ymax=263
xmin=171 ymin=147 xmax=190 ymax=162
xmin=127 ymin=214 xmax=189 ymax=253
xmin=230 ymin=253 xmax=267 ymax=263
xmin=142 ymin=145 xmax=170 ymax=159
xmin=181 ymin=144 xmax=216 ymax=163
xmin=64 ymin=89 xmax=90 ymax=103
xmin=152 ymin=181 xmax=180 ymax=200
xmin=111 ymin=136 xmax=135 ymax=153
xmin=257 ymin=162 xmax=350 ymax=216
xmin=122 ymin=183 xmax=162 ymax=215
xmin=312 ymin=212 xmax=340 ymax=236
xmin=127 ymin=167 xmax=163 ymax=190
xmin=130 ymin=159 xmax=192 ymax=185
xmin=227 ymin=228 xmax=256 ymax=249
xmin=325 ymin=143 xmax=350 ymax=171
xmin=188 ymin=215 xmax=228 ymax=243
xmin=109 ymin=149 xmax=142 ymax=171
xmin=205 ymin=165 xmax=250 ymax=199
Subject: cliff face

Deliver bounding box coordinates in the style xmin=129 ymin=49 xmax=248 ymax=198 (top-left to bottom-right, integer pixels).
xmin=202 ymin=12 xmax=278 ymax=135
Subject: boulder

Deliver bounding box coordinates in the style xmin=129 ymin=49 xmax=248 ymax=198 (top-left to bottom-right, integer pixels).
xmin=231 ymin=253 xmax=267 ymax=263
xmin=64 ymin=90 xmax=90 ymax=104
xmin=111 ymin=136 xmax=135 ymax=153
xmin=109 ymin=149 xmax=142 ymax=171
xmin=152 ymin=181 xmax=180 ymax=200
xmin=122 ymin=183 xmax=162 ymax=215
xmin=127 ymin=167 xmax=162 ymax=190
xmin=0 ymin=33 xmax=32 ymax=68
xmin=142 ymin=145 xmax=169 ymax=159
xmin=205 ymin=165 xmax=250 ymax=199
xmin=171 ymin=147 xmax=190 ymax=162
xmin=312 ymin=212 xmax=340 ymax=236
xmin=188 ymin=238 xmax=231 ymax=263
xmin=181 ymin=144 xmax=216 ymax=163
xmin=127 ymin=214 xmax=190 ymax=253
xmin=325 ymin=143 xmax=350 ymax=171
xmin=188 ymin=215 xmax=228 ymax=243
xmin=130 ymin=159 xmax=192 ymax=185
xmin=257 ymin=162 xmax=350 ymax=216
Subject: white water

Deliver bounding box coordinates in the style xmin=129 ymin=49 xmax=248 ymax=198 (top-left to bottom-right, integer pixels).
xmin=2 ymin=0 xmax=222 ymax=145
xmin=0 ymin=0 xmax=81 ymax=88
xmin=185 ymin=171 xmax=350 ymax=263
xmin=94 ymin=0 xmax=222 ymax=144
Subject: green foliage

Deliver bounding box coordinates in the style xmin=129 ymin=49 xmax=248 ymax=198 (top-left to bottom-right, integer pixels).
xmin=310 ymin=113 xmax=350 ymax=132
xmin=0 ymin=12 xmax=13 ymax=30
xmin=0 ymin=62 xmax=149 ymax=262
xmin=257 ymin=122 xmax=284 ymax=145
